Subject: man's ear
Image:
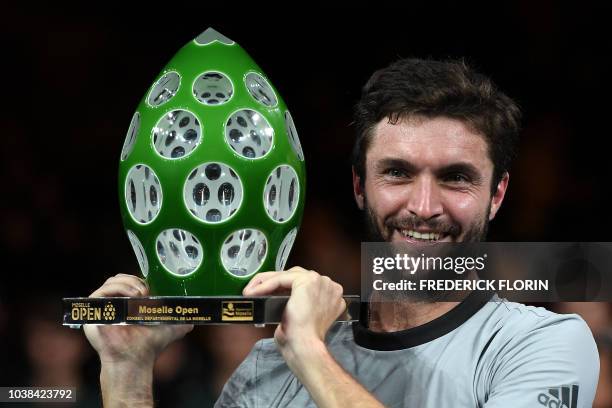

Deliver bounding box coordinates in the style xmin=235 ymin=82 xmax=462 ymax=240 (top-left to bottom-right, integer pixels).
xmin=489 ymin=172 xmax=509 ymax=221
xmin=352 ymin=166 xmax=365 ymax=210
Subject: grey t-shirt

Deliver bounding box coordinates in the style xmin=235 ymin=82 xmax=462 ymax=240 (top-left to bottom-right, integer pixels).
xmin=215 ymin=292 xmax=599 ymax=407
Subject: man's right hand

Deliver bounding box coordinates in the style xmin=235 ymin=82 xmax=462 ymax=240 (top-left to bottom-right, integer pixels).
xmin=84 ymin=274 xmax=194 ymax=365
xmin=83 ymin=274 xmax=193 ymax=407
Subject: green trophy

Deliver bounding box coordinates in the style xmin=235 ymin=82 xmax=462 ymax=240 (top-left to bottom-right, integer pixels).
xmin=119 ymin=28 xmax=305 ymax=296
xmin=63 ymin=28 xmax=359 ymax=326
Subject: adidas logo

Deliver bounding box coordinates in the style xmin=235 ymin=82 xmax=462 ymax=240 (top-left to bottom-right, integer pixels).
xmin=537 ymin=385 xmax=579 ymax=408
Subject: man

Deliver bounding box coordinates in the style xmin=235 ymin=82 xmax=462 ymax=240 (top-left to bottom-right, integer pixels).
xmin=85 ymin=58 xmax=599 ymax=407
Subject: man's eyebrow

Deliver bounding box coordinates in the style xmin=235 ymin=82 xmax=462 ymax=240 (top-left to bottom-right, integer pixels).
xmin=374 ymin=158 xmax=419 ymax=173
xmin=374 ymin=158 xmax=483 ymax=179
xmin=435 ymin=163 xmax=483 ymax=180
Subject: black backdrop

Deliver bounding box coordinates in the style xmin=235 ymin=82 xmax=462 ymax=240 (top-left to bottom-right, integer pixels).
xmin=1 ymin=5 xmax=610 ymax=301
xmin=1 ymin=5 xmax=611 ymax=403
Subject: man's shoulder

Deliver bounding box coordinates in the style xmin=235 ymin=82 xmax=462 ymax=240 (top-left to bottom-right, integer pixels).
xmin=472 ymin=298 xmax=600 ymax=407
xmin=482 ymin=296 xmax=592 ymax=338
xmin=474 ymin=296 xmax=598 ymax=370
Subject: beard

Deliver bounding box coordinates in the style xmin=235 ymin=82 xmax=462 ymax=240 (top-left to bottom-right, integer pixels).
xmin=362 ymin=193 xmax=491 ymax=302
xmin=362 ymin=194 xmax=490 ymax=243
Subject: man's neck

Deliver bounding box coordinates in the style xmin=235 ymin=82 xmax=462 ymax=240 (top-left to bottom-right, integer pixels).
xmin=367 ymin=300 xmax=460 ymax=332
xmin=367 ymin=269 xmax=479 ymax=332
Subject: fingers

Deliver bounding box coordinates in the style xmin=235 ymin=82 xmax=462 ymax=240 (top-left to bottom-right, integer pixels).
xmin=337 ymin=298 xmax=350 ymax=321
xmin=243 ymin=273 xmax=300 ymax=296
xmin=174 ymin=324 xmax=195 ymax=337
xmin=242 ymin=271 xmax=278 ymax=295
xmin=90 ymin=274 xmax=148 ymax=298
xmin=243 ymin=267 xmax=310 ymax=295
xmin=243 ymin=268 xmax=345 ymax=299
xmin=159 ymin=324 xmax=195 ymax=342
xmin=322 ymin=278 xmax=346 ymax=318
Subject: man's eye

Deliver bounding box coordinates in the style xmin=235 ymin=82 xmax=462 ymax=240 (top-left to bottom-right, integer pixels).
xmin=444 ymin=173 xmax=470 ymax=183
xmin=386 ymin=168 xmax=406 ymax=177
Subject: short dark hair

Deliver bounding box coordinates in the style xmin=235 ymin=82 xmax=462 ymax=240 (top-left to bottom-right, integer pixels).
xmin=352 ymin=58 xmax=521 ymax=194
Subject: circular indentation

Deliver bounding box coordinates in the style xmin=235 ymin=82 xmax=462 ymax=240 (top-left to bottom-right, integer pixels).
xmin=218 ymin=183 xmax=235 ymax=205
xmin=205 ymin=163 xmax=221 ymax=180
xmin=153 ymin=110 xmax=202 ymax=159
xmin=147 ymin=71 xmax=180 ymax=107
xmin=193 ymin=71 xmax=233 ymax=106
xmin=221 ymin=229 xmax=268 ymax=277
xmin=206 ymin=209 xmax=221 ymax=222
xmin=192 ymin=183 xmax=210 ymax=206
xmin=264 ymin=165 xmax=300 ymax=223
xmin=155 ymin=229 xmax=203 ymax=276
xmin=126 ymin=230 xmax=149 ymax=277
xmin=173 ymin=229 xmax=186 ymax=241
xmin=268 ymin=185 xmax=276 ymax=205
xmin=285 ymin=111 xmax=305 ymax=161
xmin=184 ymin=129 xmax=197 ymax=141
xmin=121 ymin=112 xmax=140 ymax=161
xmin=184 ymin=162 xmax=243 ymax=224
xmin=229 ymin=129 xmax=242 ymax=142
xmin=185 ymin=245 xmax=198 ymax=259
xmin=250 ymin=131 xmax=261 ymax=146
xmin=228 ymin=245 xmax=240 ymax=258
xmin=242 ymin=146 xmax=255 ymax=158
xmin=149 ymin=185 xmax=158 ymax=206
xmin=125 ymin=164 xmax=162 ymax=224
xmin=276 ymin=228 xmax=298 ymax=271
xmin=225 ymin=110 xmax=273 ymax=159
xmin=171 ymin=146 xmax=185 ymax=158
xmin=244 ymin=72 xmax=278 ymax=107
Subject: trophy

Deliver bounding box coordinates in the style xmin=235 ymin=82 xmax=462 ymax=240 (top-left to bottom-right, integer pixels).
xmin=63 ymin=28 xmax=359 ymax=326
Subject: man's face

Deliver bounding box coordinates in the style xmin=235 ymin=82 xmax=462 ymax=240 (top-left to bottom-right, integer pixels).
xmin=353 ymin=116 xmax=508 ymax=244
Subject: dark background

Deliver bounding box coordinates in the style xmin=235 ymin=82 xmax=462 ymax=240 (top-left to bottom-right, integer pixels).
xmin=1 ymin=5 xmax=611 ymax=407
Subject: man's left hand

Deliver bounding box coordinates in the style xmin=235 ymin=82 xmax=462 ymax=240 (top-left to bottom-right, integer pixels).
xmin=242 ymin=267 xmax=346 ymax=360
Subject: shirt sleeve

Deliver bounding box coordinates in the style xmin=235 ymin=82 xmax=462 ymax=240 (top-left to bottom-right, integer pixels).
xmin=214 ymin=340 xmax=262 ymax=408
xmin=484 ymin=314 xmax=599 ymax=408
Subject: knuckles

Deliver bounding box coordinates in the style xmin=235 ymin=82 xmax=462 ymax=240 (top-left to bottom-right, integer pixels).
xmin=296 ymin=272 xmax=344 ymax=300
xmin=104 ymin=274 xmax=140 ymax=286
xmin=287 ymin=266 xmax=309 ymax=274
xmin=304 ymin=272 xmax=322 ymax=285
xmin=99 ymin=274 xmax=147 ymax=296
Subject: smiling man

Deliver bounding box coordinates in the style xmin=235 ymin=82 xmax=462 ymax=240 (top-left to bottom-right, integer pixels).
xmin=215 ymin=59 xmax=599 ymax=407
xmin=358 ymin=116 xmax=500 ymax=244
xmin=85 ymin=58 xmax=599 ymax=407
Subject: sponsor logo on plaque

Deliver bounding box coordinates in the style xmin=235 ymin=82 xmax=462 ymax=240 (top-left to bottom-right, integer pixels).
xmin=222 ymin=301 xmax=254 ymax=321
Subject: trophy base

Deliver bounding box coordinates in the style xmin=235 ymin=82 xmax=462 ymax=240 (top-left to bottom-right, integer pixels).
xmin=62 ymin=296 xmax=361 ymax=327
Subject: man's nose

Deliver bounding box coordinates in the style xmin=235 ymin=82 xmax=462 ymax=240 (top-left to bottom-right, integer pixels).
xmin=405 ymin=176 xmax=443 ymax=220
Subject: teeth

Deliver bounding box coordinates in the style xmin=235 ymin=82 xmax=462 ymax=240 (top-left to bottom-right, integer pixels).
xmin=400 ymin=229 xmax=441 ymax=241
